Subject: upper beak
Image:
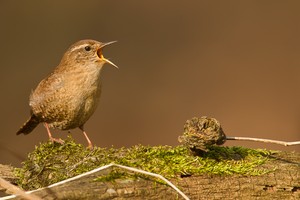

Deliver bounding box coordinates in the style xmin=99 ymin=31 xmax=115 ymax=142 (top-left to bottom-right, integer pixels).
xmin=97 ymin=41 xmax=118 ymax=69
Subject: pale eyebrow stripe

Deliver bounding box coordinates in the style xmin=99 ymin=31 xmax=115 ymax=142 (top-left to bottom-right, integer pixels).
xmin=70 ymin=44 xmax=88 ymax=52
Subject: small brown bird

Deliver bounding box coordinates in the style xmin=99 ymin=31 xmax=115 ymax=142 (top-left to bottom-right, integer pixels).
xmin=17 ymin=39 xmax=118 ymax=148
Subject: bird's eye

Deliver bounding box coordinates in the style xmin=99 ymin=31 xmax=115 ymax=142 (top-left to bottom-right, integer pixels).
xmin=85 ymin=46 xmax=91 ymax=51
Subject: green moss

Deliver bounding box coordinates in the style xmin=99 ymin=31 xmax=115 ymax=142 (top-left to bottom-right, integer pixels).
xmin=14 ymin=136 xmax=274 ymax=190
xmin=94 ymin=169 xmax=128 ymax=182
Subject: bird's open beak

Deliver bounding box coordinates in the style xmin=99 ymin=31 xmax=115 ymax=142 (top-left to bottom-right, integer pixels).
xmin=97 ymin=41 xmax=118 ymax=68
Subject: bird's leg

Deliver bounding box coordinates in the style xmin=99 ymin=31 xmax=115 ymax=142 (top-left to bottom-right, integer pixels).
xmin=43 ymin=123 xmax=64 ymax=144
xmin=79 ymin=125 xmax=93 ymax=149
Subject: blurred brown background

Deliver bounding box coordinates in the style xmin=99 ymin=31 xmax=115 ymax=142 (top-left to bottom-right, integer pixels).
xmin=0 ymin=1 xmax=299 ymax=167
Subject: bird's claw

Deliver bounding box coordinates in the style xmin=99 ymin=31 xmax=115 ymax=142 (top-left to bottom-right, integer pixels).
xmin=49 ymin=137 xmax=65 ymax=144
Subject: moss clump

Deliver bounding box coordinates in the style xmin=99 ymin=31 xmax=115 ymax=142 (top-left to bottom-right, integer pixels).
xmin=14 ymin=137 xmax=274 ymax=190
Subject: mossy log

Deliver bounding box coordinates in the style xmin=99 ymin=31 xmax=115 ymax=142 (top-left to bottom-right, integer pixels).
xmin=1 ymin=151 xmax=299 ymax=200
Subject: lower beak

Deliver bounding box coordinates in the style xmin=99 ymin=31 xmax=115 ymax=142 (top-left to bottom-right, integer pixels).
xmin=97 ymin=41 xmax=118 ymax=69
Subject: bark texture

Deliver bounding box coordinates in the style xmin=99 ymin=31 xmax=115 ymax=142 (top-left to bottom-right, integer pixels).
xmin=0 ymin=151 xmax=299 ymax=200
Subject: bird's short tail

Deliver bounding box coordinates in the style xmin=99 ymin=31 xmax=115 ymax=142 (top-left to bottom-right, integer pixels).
xmin=16 ymin=115 xmax=40 ymax=135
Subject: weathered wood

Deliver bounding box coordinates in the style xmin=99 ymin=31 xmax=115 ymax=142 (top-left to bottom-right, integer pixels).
xmin=1 ymin=151 xmax=299 ymax=200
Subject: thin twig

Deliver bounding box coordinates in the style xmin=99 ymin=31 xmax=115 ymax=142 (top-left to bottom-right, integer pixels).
xmin=1 ymin=163 xmax=190 ymax=200
xmin=113 ymin=164 xmax=190 ymax=200
xmin=0 ymin=177 xmax=42 ymax=200
xmin=226 ymin=136 xmax=300 ymax=146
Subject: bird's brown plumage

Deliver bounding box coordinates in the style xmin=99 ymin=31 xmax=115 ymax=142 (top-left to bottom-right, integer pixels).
xmin=17 ymin=39 xmax=117 ymax=148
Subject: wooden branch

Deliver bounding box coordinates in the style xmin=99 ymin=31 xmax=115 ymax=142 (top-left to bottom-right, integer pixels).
xmin=0 ymin=151 xmax=299 ymax=200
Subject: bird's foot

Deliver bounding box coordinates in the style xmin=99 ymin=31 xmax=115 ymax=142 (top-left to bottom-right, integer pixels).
xmin=49 ymin=137 xmax=65 ymax=144
xmin=87 ymin=143 xmax=93 ymax=150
